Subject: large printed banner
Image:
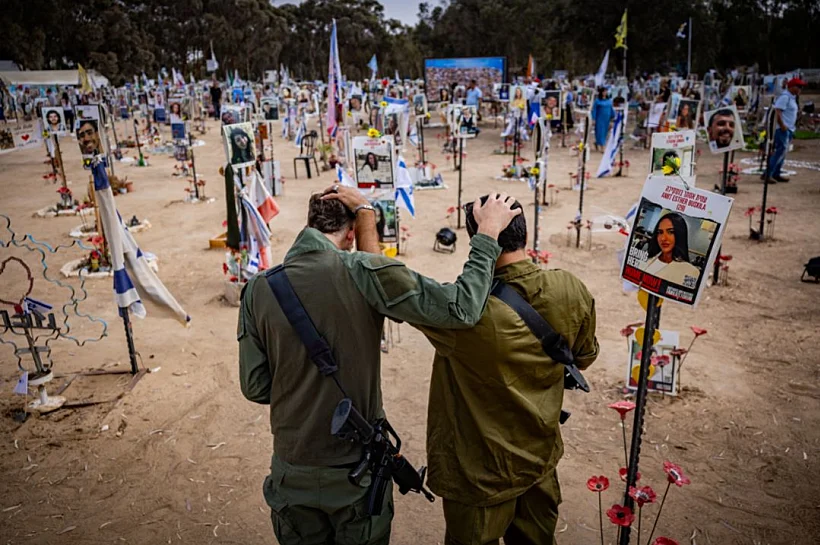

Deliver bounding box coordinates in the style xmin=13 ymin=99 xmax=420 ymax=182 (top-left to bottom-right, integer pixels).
xmin=621 ymin=177 xmax=733 ymax=306
xmin=423 ymin=57 xmax=505 ymax=103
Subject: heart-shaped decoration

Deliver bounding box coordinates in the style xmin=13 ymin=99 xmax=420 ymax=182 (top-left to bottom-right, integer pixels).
xmin=21 ymin=134 xmax=30 ymax=141
xmin=0 ymin=257 xmax=34 ymax=306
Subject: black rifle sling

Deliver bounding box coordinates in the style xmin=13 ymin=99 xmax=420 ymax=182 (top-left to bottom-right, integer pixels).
xmin=491 ymin=280 xmax=590 ymax=393
xmin=265 ymin=264 xmax=340 ymax=378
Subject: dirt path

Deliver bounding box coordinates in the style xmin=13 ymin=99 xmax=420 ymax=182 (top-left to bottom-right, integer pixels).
xmin=0 ymin=113 xmax=818 ymax=545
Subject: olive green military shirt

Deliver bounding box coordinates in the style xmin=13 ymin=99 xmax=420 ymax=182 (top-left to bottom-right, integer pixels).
xmin=415 ymin=260 xmax=599 ymax=506
xmin=238 ymin=227 xmax=501 ymax=466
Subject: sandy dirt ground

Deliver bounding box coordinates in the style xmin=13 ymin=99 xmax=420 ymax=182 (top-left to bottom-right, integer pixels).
xmin=0 ymin=109 xmax=818 ymax=545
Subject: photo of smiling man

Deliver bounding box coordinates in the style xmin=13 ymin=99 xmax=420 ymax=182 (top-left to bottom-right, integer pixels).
xmin=705 ymin=105 xmax=744 ymax=153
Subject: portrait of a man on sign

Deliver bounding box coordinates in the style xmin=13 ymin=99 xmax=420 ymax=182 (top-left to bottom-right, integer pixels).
xmin=705 ymin=105 xmax=744 ymax=153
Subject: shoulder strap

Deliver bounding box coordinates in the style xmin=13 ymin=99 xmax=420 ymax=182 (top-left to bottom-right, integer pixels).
xmin=265 ymin=264 xmax=339 ymax=378
xmin=491 ymin=280 xmax=589 ymax=393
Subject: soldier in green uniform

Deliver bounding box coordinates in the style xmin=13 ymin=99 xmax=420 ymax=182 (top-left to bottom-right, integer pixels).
xmin=415 ymin=196 xmax=600 ymax=545
xmin=238 ymin=186 xmax=522 ymax=545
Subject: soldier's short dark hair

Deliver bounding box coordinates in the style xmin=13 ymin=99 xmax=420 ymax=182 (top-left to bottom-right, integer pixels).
xmin=308 ymin=194 xmax=355 ymax=234
xmin=464 ymin=195 xmax=527 ymax=253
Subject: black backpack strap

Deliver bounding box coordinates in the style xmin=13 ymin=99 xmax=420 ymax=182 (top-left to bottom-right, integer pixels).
xmin=491 ymin=280 xmax=590 ymax=393
xmin=265 ymin=264 xmax=339 ymax=377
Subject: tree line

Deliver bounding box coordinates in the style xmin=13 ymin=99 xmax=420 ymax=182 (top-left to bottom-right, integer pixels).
xmin=1 ymin=0 xmax=817 ymax=86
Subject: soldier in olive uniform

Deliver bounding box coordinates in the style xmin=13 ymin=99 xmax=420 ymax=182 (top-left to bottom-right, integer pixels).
xmin=415 ymin=196 xmax=600 ymax=545
xmin=238 ymin=186 xmax=521 ymax=545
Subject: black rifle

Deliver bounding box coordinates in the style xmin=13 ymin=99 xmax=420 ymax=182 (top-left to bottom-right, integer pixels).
xmin=331 ymin=398 xmax=435 ymax=515
xmin=264 ymin=265 xmax=435 ymax=516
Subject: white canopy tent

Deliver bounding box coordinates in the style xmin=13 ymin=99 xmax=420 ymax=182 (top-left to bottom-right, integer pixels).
xmin=0 ymin=69 xmax=109 ymax=89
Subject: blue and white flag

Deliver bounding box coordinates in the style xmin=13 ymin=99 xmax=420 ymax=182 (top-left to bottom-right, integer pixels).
xmin=294 ymin=116 xmax=306 ymax=148
xmin=368 ymin=55 xmax=378 ymax=78
xmin=13 ymin=372 xmax=28 ymax=395
xmin=394 ymin=156 xmax=415 ymax=217
xmin=336 ymin=164 xmax=357 ymax=188
xmin=596 ymin=108 xmax=626 ymax=177
xmin=326 ymin=19 xmax=343 ymax=138
xmin=676 ymin=22 xmax=688 ymax=39
xmin=594 ymin=50 xmax=610 ymax=88
xmin=90 ymin=163 xmax=190 ymax=325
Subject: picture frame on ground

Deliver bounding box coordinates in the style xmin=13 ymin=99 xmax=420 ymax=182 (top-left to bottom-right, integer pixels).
xmin=222 ymin=122 xmax=257 ymax=169
xmin=626 ymin=329 xmax=680 ymax=395
xmin=74 ymin=105 xmax=105 ymax=159
xmin=371 ymin=197 xmax=398 ymax=243
xmin=704 ymin=105 xmax=744 ymax=154
xmin=42 ymin=107 xmax=68 ymax=136
xmin=260 ymin=98 xmax=280 ymax=121
xmin=353 ymin=136 xmax=394 ymax=189
xmin=649 ymin=130 xmax=696 ymax=182
xmin=620 ymin=176 xmax=733 ymax=306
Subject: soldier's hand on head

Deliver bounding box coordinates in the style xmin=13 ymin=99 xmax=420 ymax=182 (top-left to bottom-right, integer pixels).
xmin=472 ymin=192 xmax=521 ymax=240
xmin=320 ymin=184 xmax=369 ymax=211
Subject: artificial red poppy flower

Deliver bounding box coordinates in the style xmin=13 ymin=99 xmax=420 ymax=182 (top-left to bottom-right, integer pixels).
xmin=651 ymin=354 xmax=671 ymax=367
xmin=690 ymin=326 xmax=707 ymax=337
xmin=536 ymin=251 xmax=551 ymax=264
xmin=446 ymin=206 xmax=456 ymax=215
xmin=526 ymin=249 xmax=537 ymax=259
xmin=620 ymin=325 xmax=635 ymax=337
xmin=663 ymin=461 xmax=691 ymax=487
xmin=670 ymin=347 xmax=688 ymax=357
xmin=586 ymin=475 xmax=610 ymax=492
xmin=619 ymin=467 xmax=640 ymax=482
xmin=652 ymin=538 xmax=679 ymax=545
xmin=628 ymin=486 xmax=657 ymax=507
xmin=609 ymin=401 xmax=636 ymax=420
xmin=766 ymin=206 xmax=778 ymax=214
xmin=606 ymin=504 xmax=635 ymax=527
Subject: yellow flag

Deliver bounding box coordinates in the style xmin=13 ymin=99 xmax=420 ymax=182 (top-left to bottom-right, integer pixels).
xmin=78 ymin=64 xmax=93 ymax=93
xmin=615 ymin=9 xmax=628 ymax=49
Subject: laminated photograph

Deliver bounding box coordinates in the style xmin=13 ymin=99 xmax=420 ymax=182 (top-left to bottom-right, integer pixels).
xmin=74 ymin=105 xmax=106 ymax=159
xmin=704 ymin=105 xmax=744 ymax=154
xmin=353 ymin=136 xmax=394 ymax=189
xmin=626 ymin=329 xmax=680 ymax=395
xmin=649 ymin=130 xmax=696 ymax=183
xmin=621 ymin=176 xmax=734 ymax=306
xmin=370 ymin=196 xmax=398 ymax=243
xmin=42 ymin=107 xmax=68 ymax=136
xmin=675 ymin=98 xmax=700 ymax=130
xmin=223 ymin=122 xmax=257 ymax=169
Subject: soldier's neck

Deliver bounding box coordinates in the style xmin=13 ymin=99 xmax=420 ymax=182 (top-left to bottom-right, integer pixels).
xmin=496 ymin=250 xmax=529 ymax=270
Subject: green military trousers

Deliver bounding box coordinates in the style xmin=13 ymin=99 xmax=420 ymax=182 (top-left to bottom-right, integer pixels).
xmin=442 ymin=469 xmax=561 ymax=545
xmin=263 ymin=454 xmax=394 ymax=545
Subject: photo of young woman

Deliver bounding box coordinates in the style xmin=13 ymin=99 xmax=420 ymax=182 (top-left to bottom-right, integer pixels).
xmin=643 ymin=212 xmax=701 ymax=286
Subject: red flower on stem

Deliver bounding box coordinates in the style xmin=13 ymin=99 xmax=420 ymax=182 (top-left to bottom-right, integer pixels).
xmin=609 ymin=401 xmax=636 ymax=420
xmin=651 ymin=354 xmax=671 ymax=367
xmin=629 ymin=486 xmax=657 ymax=507
xmin=652 ymin=538 xmax=679 ymax=545
xmin=766 ymin=206 xmax=778 ymax=214
xmin=744 ymin=206 xmax=756 ymax=217
xmin=690 ymin=326 xmax=707 ymax=337
xmin=586 ymin=475 xmax=610 ymax=492
xmin=620 ymin=325 xmax=635 ymax=337
xmin=663 ymin=462 xmax=691 ymax=487
xmin=669 ymin=347 xmax=688 ymax=358
xmin=619 ymin=467 xmax=640 ymax=482
xmin=606 ymin=504 xmax=634 ymax=527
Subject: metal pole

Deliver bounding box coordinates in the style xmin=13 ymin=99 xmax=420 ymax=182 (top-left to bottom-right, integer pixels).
xmin=758 ymin=98 xmax=775 ymax=239
xmin=713 ymin=153 xmax=729 ymax=284
xmin=616 ymin=108 xmax=626 ymax=177
xmin=618 ymin=293 xmax=661 ymax=545
xmin=576 ymin=116 xmax=589 ymax=248
xmin=189 ymin=129 xmax=200 ymax=200
xmin=121 ymin=308 xmax=140 ymax=375
xmin=457 ymin=136 xmax=464 ymax=229
xmin=687 ymin=17 xmax=693 ymax=77
xmin=532 ymin=170 xmax=540 ymax=262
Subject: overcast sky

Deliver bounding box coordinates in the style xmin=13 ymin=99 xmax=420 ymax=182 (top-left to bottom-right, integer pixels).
xmin=272 ymin=1 xmax=425 ymax=26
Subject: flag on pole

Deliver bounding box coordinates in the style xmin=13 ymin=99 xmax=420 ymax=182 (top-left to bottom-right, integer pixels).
xmin=394 ymin=69 xmax=400 ymax=83
xmin=596 ymin=108 xmax=626 ymax=177
xmin=676 ymin=21 xmax=688 ymax=39
xmin=13 ymin=372 xmax=29 ymax=395
xmin=78 ymin=64 xmax=93 ymax=93
xmin=207 ymin=41 xmax=219 ymax=72
xmin=336 ymin=164 xmax=357 ymax=188
xmin=594 ymin=50 xmax=610 ymax=88
xmin=614 ymin=10 xmax=628 ymax=49
xmin=368 ymin=55 xmax=378 ymax=79
xmin=395 ymin=156 xmax=416 ymax=217
xmin=90 ymin=162 xmax=190 ymax=325
xmin=526 ymin=55 xmax=536 ymax=80
xmin=327 ymin=19 xmax=343 ymax=139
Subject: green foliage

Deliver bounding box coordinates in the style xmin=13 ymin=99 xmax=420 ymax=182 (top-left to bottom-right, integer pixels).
xmin=0 ymin=0 xmax=818 ymax=85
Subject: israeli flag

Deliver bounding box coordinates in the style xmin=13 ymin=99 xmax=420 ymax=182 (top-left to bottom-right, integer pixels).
xmin=596 ymin=108 xmax=626 ymax=178
xmin=336 ymin=164 xmax=357 ymax=188
xmin=394 ymin=156 xmax=415 ymax=217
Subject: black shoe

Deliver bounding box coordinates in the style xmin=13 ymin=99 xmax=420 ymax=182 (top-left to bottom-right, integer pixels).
xmin=764 ymin=177 xmax=777 ymax=184
xmin=774 ymin=175 xmax=790 ymax=183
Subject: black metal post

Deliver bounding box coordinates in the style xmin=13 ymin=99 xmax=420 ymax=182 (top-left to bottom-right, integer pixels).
xmin=757 ymin=99 xmax=776 ymax=240
xmin=189 ymin=130 xmax=200 ymax=200
xmin=532 ymin=170 xmax=540 ymax=262
xmin=618 ymin=293 xmax=661 ymax=545
xmin=713 ymin=153 xmax=730 ymax=284
xmin=457 ymin=136 xmax=464 ymax=229
xmin=417 ymin=118 xmax=426 ymax=165
xmin=512 ymin=116 xmax=520 ymax=169
xmin=121 ymin=308 xmax=139 ymax=375
xmin=576 ymin=117 xmax=590 ymax=248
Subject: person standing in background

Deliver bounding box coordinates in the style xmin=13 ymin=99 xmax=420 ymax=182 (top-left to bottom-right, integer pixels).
xmin=591 ymin=87 xmax=614 ymax=151
xmin=763 ymin=77 xmax=806 ymax=184
xmin=210 ymin=80 xmax=222 ymax=120
xmin=465 ymin=79 xmax=482 ymax=121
